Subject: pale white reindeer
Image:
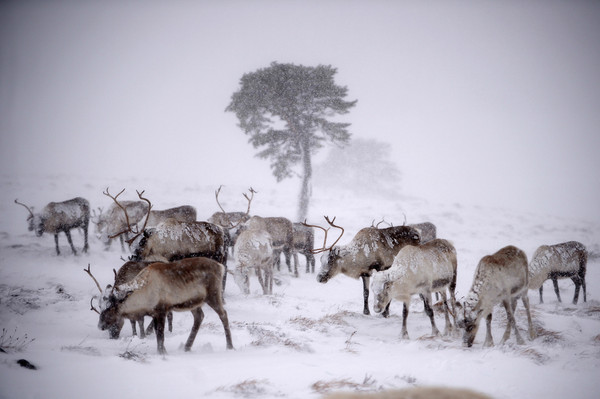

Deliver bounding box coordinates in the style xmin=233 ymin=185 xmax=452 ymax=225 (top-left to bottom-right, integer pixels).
xmin=233 ymin=223 xmax=275 ymax=295
xmin=528 ymin=241 xmax=588 ymax=304
xmin=371 ymin=239 xmax=457 ymax=339
xmin=458 ymin=245 xmax=536 ymax=348
xmin=95 ymin=257 xmax=234 ymax=355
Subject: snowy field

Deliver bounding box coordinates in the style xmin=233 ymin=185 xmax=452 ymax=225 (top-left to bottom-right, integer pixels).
xmin=1 ymin=173 xmax=599 ymax=399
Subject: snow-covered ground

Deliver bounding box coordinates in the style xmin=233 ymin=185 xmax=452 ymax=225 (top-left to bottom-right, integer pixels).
xmin=1 ymin=173 xmax=599 ymax=399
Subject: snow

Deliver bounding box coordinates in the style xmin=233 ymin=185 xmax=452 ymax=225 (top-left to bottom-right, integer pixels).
xmin=1 ymin=173 xmax=600 ymax=399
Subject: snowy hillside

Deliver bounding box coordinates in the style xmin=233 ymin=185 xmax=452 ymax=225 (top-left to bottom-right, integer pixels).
xmin=1 ymin=173 xmax=599 ymax=399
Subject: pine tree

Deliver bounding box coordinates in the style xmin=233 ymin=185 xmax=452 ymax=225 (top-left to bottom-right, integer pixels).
xmin=226 ymin=62 xmax=356 ymax=221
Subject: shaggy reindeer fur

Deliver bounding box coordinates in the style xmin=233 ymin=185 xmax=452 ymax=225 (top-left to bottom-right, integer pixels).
xmin=99 ymin=258 xmax=234 ymax=355
xmin=371 ymin=239 xmax=457 ymax=338
xmin=459 ymin=246 xmax=535 ymax=348
xmin=529 ymin=241 xmax=588 ymax=304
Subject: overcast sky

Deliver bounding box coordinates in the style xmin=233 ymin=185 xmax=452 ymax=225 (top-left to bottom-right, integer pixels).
xmin=1 ymin=0 xmax=599 ymax=222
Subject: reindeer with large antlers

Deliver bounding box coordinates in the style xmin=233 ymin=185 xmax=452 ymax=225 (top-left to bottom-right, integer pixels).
xmin=87 ymin=258 xmax=234 ymax=355
xmin=85 ymin=262 xmax=173 ymax=339
xmin=305 ymin=217 xmax=421 ymax=315
xmin=15 ymin=197 xmax=90 ymax=255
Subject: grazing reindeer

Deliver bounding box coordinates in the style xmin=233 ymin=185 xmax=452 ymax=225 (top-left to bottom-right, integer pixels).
xmin=94 ymin=192 xmax=150 ymax=251
xmin=529 ymin=241 xmax=588 ymax=304
xmin=307 ymin=217 xmax=421 ymax=315
xmin=245 ymin=216 xmax=298 ymax=277
xmin=371 ymin=239 xmax=457 ymax=339
xmin=233 ymin=227 xmax=274 ymax=295
xmin=458 ymin=246 xmax=536 ymax=348
xmin=293 ymin=222 xmax=315 ymax=273
xmin=85 ymin=262 xmax=173 ymax=339
xmin=209 ymin=186 xmax=255 ymax=253
xmin=145 ymin=205 xmax=197 ymax=228
xmin=95 ymin=257 xmax=234 ymax=355
xmin=15 ymin=197 xmax=90 ymax=255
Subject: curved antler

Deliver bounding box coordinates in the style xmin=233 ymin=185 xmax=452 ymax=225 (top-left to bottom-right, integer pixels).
xmin=214 ymin=186 xmax=256 ymax=229
xmin=103 ymin=188 xmax=152 ymax=246
xmin=89 ymin=297 xmax=100 ymax=314
xmin=14 ymin=199 xmax=34 ymax=218
xmin=302 ymin=216 xmax=344 ymax=254
xmin=84 ymin=264 xmax=103 ymax=294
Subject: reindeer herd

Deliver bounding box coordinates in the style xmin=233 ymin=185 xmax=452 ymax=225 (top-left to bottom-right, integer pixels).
xmin=14 ymin=190 xmax=589 ymax=354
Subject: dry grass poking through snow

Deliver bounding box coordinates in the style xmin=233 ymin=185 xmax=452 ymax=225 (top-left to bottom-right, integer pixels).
xmin=311 ymin=374 xmax=378 ymax=394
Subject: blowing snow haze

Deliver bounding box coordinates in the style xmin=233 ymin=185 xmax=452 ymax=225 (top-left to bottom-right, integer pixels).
xmin=1 ymin=0 xmax=599 ymax=222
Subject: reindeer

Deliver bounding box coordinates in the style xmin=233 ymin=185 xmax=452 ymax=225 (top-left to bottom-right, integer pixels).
xmin=458 ymin=246 xmax=536 ymax=348
xmin=85 ymin=262 xmax=173 ymax=339
xmin=92 ymin=257 xmax=234 ymax=355
xmin=306 ymin=217 xmax=421 ymax=315
xmin=145 ymin=205 xmax=197 ymax=228
xmin=528 ymin=241 xmax=588 ymax=304
xmin=245 ymin=216 xmax=298 ymax=277
xmin=15 ymin=197 xmax=90 ymax=255
xmin=293 ymin=222 xmax=315 ymax=273
xmin=233 ymin=227 xmax=274 ymax=295
xmin=94 ymin=197 xmax=149 ymax=251
xmin=371 ymin=239 xmax=458 ymax=339
xmin=209 ymin=186 xmax=254 ymax=254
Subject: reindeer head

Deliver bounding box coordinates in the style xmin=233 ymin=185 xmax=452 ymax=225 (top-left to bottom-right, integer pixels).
xmin=14 ymin=199 xmax=43 ymax=235
xmin=302 ymin=216 xmax=344 ymax=284
xmin=98 ymin=293 xmax=126 ymax=339
xmin=457 ymin=296 xmax=481 ymax=348
xmin=371 ymin=271 xmax=393 ymax=314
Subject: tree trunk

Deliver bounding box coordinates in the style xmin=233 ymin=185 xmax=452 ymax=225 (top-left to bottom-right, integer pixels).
xmin=297 ymin=137 xmax=312 ymax=222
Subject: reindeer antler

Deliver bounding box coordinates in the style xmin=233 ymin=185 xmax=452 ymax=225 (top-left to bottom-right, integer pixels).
xmin=103 ymin=188 xmax=152 ymax=246
xmin=84 ymin=264 xmax=103 ymax=294
xmin=214 ymin=186 xmax=256 ymax=229
xmin=302 ymin=216 xmax=344 ymax=254
xmin=14 ymin=199 xmax=34 ymax=218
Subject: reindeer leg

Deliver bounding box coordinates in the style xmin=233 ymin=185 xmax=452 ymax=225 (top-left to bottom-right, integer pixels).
xmin=361 ymin=275 xmax=371 ymax=315
xmin=83 ymin=221 xmax=89 ymax=253
xmin=184 ymin=307 xmax=204 ymax=352
xmin=256 ymin=267 xmax=266 ymax=294
xmin=138 ymin=317 xmax=146 ymax=339
xmin=582 ymin=273 xmax=587 ymax=303
xmin=521 ymin=295 xmax=536 ymax=340
xmin=422 ymin=293 xmax=440 ymax=337
xmin=483 ymin=313 xmax=494 ymax=347
xmin=206 ymin=296 xmax=234 ymax=350
xmin=130 ymin=320 xmax=137 ymax=336
xmin=284 ymin=247 xmax=292 ymax=274
xmin=153 ymin=313 xmax=167 ymax=355
xmin=292 ymin=251 xmax=299 ymax=278
xmin=552 ymin=278 xmax=562 ymax=303
xmin=571 ymin=276 xmax=581 ymax=305
xmin=440 ymin=291 xmax=452 ymax=335
xmin=401 ymin=301 xmax=410 ymax=339
xmin=54 ymin=233 xmax=61 ymax=255
xmin=64 ymin=230 xmax=77 ymax=255
xmin=502 ymin=299 xmax=524 ymax=345
xmin=538 ymin=285 xmax=544 ymax=304
xmin=167 ymin=311 xmax=173 ymax=333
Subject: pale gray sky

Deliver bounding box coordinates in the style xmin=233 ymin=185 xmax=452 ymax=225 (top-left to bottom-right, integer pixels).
xmin=1 ymin=0 xmax=599 ymax=221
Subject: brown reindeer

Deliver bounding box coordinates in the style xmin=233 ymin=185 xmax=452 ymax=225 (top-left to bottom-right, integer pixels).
xmin=15 ymin=197 xmax=90 ymax=255
xmin=85 ymin=262 xmax=173 ymax=339
xmin=459 ymin=246 xmax=536 ymax=347
xmin=96 ymin=257 xmax=234 ymax=355
xmin=208 ymin=186 xmax=255 ymax=253
xmin=293 ymin=222 xmax=315 ymax=273
xmin=307 ymin=217 xmax=421 ymax=315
